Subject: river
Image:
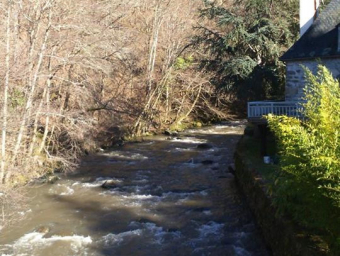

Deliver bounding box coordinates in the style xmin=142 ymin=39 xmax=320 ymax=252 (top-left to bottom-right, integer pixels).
xmin=0 ymin=121 xmax=269 ymax=256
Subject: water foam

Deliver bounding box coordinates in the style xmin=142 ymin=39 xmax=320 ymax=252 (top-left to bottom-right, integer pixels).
xmin=72 ymin=177 xmax=124 ymax=189
xmin=198 ymin=221 xmax=224 ymax=238
xmin=132 ymin=179 xmax=148 ymax=184
xmin=121 ymin=194 xmax=157 ymax=200
xmin=128 ymin=222 xmax=181 ymax=245
xmin=103 ymin=229 xmax=143 ymax=246
xmin=49 ymin=184 xmax=74 ymax=196
xmin=185 ymin=125 xmax=241 ymax=135
xmin=170 ymin=137 xmax=207 ymax=144
xmin=172 ymin=147 xmax=196 ymax=152
xmin=102 ymin=223 xmax=178 ymax=247
xmin=232 ymin=246 xmax=252 ymax=256
xmin=161 ymin=191 xmax=196 ymax=198
xmin=132 ymin=172 xmax=149 ymax=184
xmin=101 ymin=152 xmax=148 ymax=160
xmin=203 ymin=210 xmax=212 ymax=216
xmin=5 ymin=231 xmax=92 ymax=256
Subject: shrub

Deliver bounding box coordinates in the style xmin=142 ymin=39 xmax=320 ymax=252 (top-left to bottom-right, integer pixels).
xmin=267 ymin=66 xmax=340 ymax=251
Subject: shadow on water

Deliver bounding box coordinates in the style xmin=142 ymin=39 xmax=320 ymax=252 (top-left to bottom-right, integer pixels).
xmin=0 ymin=122 xmax=270 ymax=256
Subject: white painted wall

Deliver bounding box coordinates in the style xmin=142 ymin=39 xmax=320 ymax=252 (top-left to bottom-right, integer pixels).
xmin=300 ymin=0 xmax=319 ymax=37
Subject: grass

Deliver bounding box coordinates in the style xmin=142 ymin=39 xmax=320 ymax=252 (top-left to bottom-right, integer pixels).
xmin=237 ymin=132 xmax=278 ymax=182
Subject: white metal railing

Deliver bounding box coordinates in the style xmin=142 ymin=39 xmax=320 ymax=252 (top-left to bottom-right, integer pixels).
xmin=247 ymin=101 xmax=302 ymax=119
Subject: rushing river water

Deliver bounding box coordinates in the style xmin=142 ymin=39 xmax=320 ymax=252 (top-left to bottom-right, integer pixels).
xmin=0 ymin=122 xmax=269 ymax=256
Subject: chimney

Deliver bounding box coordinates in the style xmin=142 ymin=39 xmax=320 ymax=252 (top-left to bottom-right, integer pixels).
xmin=300 ymin=0 xmax=320 ymax=37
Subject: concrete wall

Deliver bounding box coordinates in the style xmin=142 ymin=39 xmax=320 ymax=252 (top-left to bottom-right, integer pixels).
xmin=285 ymin=58 xmax=340 ymax=101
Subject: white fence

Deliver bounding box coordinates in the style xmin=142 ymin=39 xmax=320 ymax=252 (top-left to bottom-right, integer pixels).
xmin=247 ymin=101 xmax=302 ymax=119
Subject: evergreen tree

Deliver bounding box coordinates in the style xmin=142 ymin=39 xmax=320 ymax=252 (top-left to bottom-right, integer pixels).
xmin=195 ymin=0 xmax=299 ymax=103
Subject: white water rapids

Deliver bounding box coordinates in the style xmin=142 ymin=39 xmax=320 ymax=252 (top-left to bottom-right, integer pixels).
xmin=0 ymin=122 xmax=269 ymax=256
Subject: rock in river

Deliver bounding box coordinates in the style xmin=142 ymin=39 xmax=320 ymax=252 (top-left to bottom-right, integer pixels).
xmin=164 ymin=130 xmax=178 ymax=136
xmin=197 ymin=143 xmax=213 ymax=150
xmin=201 ymin=160 xmax=214 ymax=165
xmin=47 ymin=175 xmax=60 ymax=184
xmin=36 ymin=226 xmax=50 ymax=234
xmin=101 ymin=180 xmax=119 ymax=189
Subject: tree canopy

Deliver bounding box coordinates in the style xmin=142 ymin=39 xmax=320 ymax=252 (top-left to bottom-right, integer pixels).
xmin=195 ymin=0 xmax=299 ymax=102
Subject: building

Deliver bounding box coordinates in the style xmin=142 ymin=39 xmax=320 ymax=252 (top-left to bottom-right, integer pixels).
xmin=248 ymin=0 xmax=340 ymax=122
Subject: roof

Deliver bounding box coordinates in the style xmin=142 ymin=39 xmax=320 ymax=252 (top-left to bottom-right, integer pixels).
xmin=281 ymin=0 xmax=340 ymax=61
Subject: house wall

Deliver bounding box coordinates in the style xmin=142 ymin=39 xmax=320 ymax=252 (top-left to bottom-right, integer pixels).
xmin=285 ymin=59 xmax=340 ymax=101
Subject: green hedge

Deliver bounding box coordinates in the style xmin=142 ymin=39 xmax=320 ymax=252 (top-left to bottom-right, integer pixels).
xmin=267 ymin=66 xmax=340 ymax=252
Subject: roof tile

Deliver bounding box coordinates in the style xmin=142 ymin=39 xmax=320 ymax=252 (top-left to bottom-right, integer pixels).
xmin=281 ymin=0 xmax=340 ymax=61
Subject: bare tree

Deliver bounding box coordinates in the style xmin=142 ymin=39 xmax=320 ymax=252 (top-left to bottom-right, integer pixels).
xmin=0 ymin=0 xmax=219 ymax=186
xmin=0 ymin=0 xmax=12 ymax=184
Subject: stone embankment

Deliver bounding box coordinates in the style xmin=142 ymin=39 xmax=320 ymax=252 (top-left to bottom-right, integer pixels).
xmin=234 ymin=141 xmax=328 ymax=256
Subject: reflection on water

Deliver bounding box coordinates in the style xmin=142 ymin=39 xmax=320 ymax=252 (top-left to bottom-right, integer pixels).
xmin=0 ymin=121 xmax=269 ymax=256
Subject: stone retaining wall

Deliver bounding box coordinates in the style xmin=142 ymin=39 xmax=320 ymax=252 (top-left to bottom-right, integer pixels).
xmin=234 ymin=146 xmax=327 ymax=256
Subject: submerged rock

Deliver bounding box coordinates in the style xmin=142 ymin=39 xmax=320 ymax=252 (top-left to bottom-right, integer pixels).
xmin=164 ymin=130 xmax=171 ymax=136
xmin=201 ymin=160 xmax=214 ymax=165
xmin=47 ymin=175 xmax=60 ymax=184
xmin=166 ymin=136 xmax=182 ymax=141
xmin=197 ymin=143 xmax=213 ymax=150
xmin=101 ymin=180 xmax=118 ymax=189
xmin=36 ymin=226 xmax=50 ymax=234
xmin=164 ymin=130 xmax=178 ymax=136
xmin=228 ymin=165 xmax=235 ymax=175
xmin=166 ymin=228 xmax=180 ymax=233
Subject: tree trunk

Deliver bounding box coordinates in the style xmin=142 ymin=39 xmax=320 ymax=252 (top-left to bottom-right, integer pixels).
xmin=1 ymin=2 xmax=11 ymax=184
xmin=38 ymin=54 xmax=54 ymax=154
xmin=176 ymin=82 xmax=203 ymax=124
xmin=146 ymin=1 xmax=163 ymax=94
xmin=9 ymin=6 xmax=53 ymax=183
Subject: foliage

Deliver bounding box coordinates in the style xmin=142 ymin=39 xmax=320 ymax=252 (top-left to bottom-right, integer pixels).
xmin=174 ymin=56 xmax=194 ymax=70
xmin=195 ymin=0 xmax=299 ymax=101
xmin=267 ymin=66 xmax=340 ymax=251
xmin=320 ymin=0 xmax=333 ymax=11
xmin=9 ymin=89 xmax=25 ymax=108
